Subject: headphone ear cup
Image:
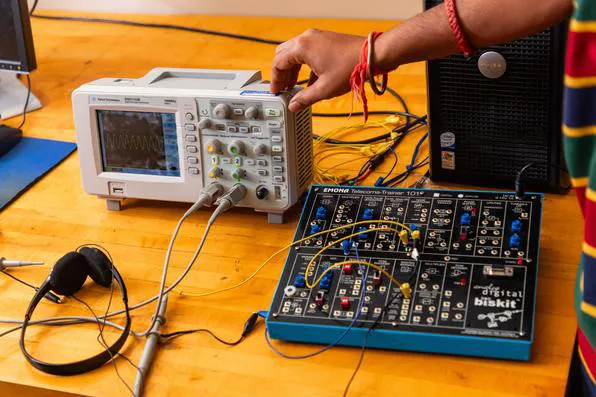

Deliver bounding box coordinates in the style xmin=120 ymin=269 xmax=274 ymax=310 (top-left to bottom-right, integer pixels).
xmin=49 ymin=252 xmax=89 ymax=296
xmin=79 ymin=247 xmax=113 ymax=288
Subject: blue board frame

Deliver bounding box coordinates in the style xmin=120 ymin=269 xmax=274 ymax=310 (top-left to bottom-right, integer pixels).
xmin=266 ymin=185 xmax=543 ymax=361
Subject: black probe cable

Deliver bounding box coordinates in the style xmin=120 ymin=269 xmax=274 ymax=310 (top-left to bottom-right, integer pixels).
xmin=339 ymin=119 xmax=427 ymax=185
xmin=317 ymin=114 xmax=427 ymax=146
xmin=515 ymin=161 xmax=570 ymax=198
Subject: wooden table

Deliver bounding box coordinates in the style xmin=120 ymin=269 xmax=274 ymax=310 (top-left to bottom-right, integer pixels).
xmin=0 ymin=12 xmax=582 ymax=397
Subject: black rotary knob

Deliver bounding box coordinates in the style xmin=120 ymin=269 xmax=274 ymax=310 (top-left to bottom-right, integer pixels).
xmin=256 ymin=185 xmax=269 ymax=200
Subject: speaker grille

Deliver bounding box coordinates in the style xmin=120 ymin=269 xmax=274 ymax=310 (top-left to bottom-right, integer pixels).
xmin=436 ymin=35 xmax=552 ymax=180
xmin=294 ymin=107 xmax=313 ymax=191
xmin=425 ymin=0 xmax=565 ymax=189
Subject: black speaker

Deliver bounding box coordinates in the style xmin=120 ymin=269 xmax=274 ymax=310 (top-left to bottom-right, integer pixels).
xmin=425 ymin=0 xmax=568 ymax=191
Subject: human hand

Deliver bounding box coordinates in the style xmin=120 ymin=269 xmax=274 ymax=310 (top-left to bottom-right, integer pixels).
xmin=271 ymin=29 xmax=365 ymax=112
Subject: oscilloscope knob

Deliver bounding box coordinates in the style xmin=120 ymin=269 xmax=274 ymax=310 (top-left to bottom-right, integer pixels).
xmin=198 ymin=118 xmax=211 ymax=129
xmin=213 ymin=103 xmax=231 ymax=119
xmin=256 ymin=185 xmax=269 ymax=200
xmin=208 ymin=167 xmax=222 ymax=178
xmin=245 ymin=106 xmax=259 ymax=120
xmin=229 ymin=140 xmax=245 ymax=155
xmin=207 ymin=140 xmax=222 ymax=154
xmin=253 ymin=143 xmax=268 ymax=156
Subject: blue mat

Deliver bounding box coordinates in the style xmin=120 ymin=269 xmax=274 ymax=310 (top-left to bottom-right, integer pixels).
xmin=0 ymin=137 xmax=77 ymax=211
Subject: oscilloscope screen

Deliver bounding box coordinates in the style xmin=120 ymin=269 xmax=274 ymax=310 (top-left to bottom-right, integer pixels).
xmin=97 ymin=110 xmax=181 ymax=177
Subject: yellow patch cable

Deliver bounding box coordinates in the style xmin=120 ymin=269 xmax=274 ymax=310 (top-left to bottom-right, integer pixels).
xmin=173 ymin=220 xmax=411 ymax=298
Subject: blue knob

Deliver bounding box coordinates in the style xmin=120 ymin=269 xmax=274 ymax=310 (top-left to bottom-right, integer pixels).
xmin=316 ymin=206 xmax=327 ymax=220
xmin=460 ymin=212 xmax=472 ymax=226
xmin=294 ymin=274 xmax=306 ymax=288
xmin=509 ymin=233 xmax=521 ymax=249
xmin=357 ymin=226 xmax=368 ymax=239
xmin=341 ymin=240 xmax=352 ymax=255
xmin=319 ymin=272 xmax=333 ymax=289
xmin=362 ymin=208 xmax=374 ymax=220
xmin=310 ymin=224 xmax=321 ymax=235
xmin=410 ymin=224 xmax=418 ymax=231
xmin=511 ymin=220 xmax=522 ymax=233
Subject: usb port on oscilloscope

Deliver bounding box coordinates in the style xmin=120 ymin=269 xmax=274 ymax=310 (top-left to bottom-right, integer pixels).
xmin=109 ymin=182 xmax=125 ymax=196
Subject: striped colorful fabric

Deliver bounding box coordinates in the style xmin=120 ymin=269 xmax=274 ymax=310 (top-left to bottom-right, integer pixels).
xmin=564 ymin=0 xmax=596 ymax=392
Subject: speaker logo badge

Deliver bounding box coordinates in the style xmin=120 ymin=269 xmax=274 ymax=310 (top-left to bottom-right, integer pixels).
xmin=478 ymin=51 xmax=507 ymax=79
xmin=440 ymin=131 xmax=456 ymax=170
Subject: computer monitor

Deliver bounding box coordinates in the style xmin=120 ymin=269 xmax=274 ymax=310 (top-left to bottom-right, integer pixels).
xmin=0 ymin=0 xmax=42 ymax=120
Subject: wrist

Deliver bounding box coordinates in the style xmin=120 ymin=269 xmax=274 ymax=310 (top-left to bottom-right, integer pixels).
xmin=373 ymin=32 xmax=402 ymax=72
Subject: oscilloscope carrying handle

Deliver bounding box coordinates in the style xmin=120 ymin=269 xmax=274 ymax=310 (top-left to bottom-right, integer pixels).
xmin=138 ymin=68 xmax=263 ymax=90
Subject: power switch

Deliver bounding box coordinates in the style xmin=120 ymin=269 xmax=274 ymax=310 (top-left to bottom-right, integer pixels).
xmin=315 ymin=291 xmax=325 ymax=307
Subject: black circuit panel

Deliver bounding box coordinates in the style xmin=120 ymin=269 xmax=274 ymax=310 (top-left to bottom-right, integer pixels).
xmin=268 ymin=186 xmax=542 ymax=341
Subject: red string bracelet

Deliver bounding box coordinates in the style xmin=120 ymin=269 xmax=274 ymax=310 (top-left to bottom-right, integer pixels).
xmin=349 ymin=31 xmax=389 ymax=121
xmin=445 ymin=0 xmax=476 ymax=57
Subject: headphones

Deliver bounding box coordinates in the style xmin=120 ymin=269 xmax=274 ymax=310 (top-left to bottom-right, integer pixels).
xmin=20 ymin=246 xmax=131 ymax=376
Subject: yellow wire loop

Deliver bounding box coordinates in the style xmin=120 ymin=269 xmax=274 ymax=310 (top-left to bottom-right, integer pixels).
xmin=175 ymin=220 xmax=410 ymax=298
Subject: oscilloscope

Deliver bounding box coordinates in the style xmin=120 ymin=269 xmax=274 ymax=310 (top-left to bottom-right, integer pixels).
xmin=72 ymin=68 xmax=313 ymax=223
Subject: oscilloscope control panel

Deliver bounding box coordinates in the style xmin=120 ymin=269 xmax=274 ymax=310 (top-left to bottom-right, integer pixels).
xmin=73 ymin=68 xmax=313 ymax=223
xmin=266 ymin=185 xmax=543 ymax=360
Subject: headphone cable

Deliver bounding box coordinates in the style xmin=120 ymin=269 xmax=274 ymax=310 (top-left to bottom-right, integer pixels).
xmin=72 ymin=295 xmax=137 ymax=396
xmin=0 ymin=270 xmax=62 ymax=303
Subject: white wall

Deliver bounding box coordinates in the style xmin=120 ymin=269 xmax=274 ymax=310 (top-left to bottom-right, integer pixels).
xmin=33 ymin=0 xmax=422 ymax=20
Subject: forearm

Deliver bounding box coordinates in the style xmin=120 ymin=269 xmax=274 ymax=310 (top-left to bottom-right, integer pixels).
xmin=375 ymin=0 xmax=573 ymax=69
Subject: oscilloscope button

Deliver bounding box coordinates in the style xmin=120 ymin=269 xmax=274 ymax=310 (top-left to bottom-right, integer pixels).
xmin=185 ymin=113 xmax=194 ymax=121
xmin=187 ymin=157 xmax=198 ymax=164
xmin=188 ymin=167 xmax=199 ymax=175
xmin=265 ymin=108 xmax=282 ymax=117
xmin=185 ymin=124 xmax=196 ymax=131
xmin=185 ymin=135 xmax=197 ymax=142
xmin=186 ymin=146 xmax=198 ymax=153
